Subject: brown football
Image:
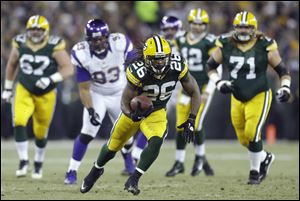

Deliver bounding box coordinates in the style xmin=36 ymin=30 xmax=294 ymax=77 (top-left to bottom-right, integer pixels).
xmin=130 ymin=95 xmax=153 ymax=111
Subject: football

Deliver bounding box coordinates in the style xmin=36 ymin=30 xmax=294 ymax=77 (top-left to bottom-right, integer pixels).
xmin=130 ymin=95 xmax=153 ymax=111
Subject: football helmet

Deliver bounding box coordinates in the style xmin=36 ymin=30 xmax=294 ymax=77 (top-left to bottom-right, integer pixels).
xmin=188 ymin=8 xmax=209 ymax=35
xmin=143 ymin=35 xmax=171 ymax=79
xmin=26 ymin=15 xmax=49 ymax=43
xmin=85 ymin=19 xmax=110 ymax=53
xmin=160 ymin=16 xmax=182 ymax=40
xmin=188 ymin=8 xmax=209 ymax=24
xmin=233 ymin=11 xmax=257 ymax=42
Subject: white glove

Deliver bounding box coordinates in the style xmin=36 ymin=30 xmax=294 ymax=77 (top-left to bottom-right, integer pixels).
xmin=276 ymin=86 xmax=291 ymax=103
xmin=35 ymin=77 xmax=52 ymax=90
xmin=2 ymin=90 xmax=13 ymax=103
xmin=216 ymin=80 xmax=234 ymax=94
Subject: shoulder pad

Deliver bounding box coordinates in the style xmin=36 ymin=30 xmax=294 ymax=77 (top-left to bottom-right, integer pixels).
xmin=71 ymin=41 xmax=90 ymax=68
xmin=48 ymin=35 xmax=62 ymax=45
xmin=260 ymin=36 xmax=278 ymax=51
xmin=109 ymin=33 xmax=128 ymax=52
xmin=169 ymin=54 xmax=188 ymax=79
xmin=126 ymin=60 xmax=148 ymax=87
xmin=14 ymin=34 xmax=27 ymax=43
xmin=205 ymin=33 xmax=217 ymax=43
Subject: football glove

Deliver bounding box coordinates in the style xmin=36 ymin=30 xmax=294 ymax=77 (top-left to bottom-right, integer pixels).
xmin=177 ymin=114 xmax=196 ymax=143
xmin=276 ymin=86 xmax=290 ymax=103
xmin=1 ymin=89 xmax=13 ymax=103
xmin=35 ymin=77 xmax=53 ymax=90
xmin=130 ymin=102 xmax=154 ymax=122
xmin=216 ymin=80 xmax=234 ymax=94
xmin=87 ymin=108 xmax=101 ymax=126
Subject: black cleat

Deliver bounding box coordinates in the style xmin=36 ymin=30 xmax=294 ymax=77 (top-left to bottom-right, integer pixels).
xmin=124 ymin=176 xmax=140 ymax=195
xmin=165 ymin=161 xmax=184 ymax=177
xmin=247 ymin=170 xmax=260 ymax=185
xmin=203 ymin=158 xmax=214 ymax=176
xmin=259 ymin=152 xmax=275 ymax=182
xmin=191 ymin=156 xmax=205 ymax=176
xmin=80 ymin=165 xmax=104 ymax=193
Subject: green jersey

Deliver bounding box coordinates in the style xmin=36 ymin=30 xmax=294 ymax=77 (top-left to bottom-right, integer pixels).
xmin=176 ymin=32 xmax=216 ymax=88
xmin=217 ymin=32 xmax=277 ymax=102
xmin=13 ymin=34 xmax=65 ymax=95
xmin=126 ymin=54 xmax=188 ymax=109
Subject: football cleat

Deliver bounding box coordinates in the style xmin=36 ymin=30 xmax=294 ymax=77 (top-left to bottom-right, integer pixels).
xmin=259 ymin=152 xmax=275 ymax=182
xmin=191 ymin=155 xmax=214 ymax=176
xmin=165 ymin=161 xmax=184 ymax=177
xmin=247 ymin=170 xmax=260 ymax=185
xmin=32 ymin=161 xmax=43 ymax=179
xmin=80 ymin=165 xmax=104 ymax=194
xmin=16 ymin=160 xmax=29 ymax=177
xmin=203 ymin=156 xmax=214 ymax=176
xmin=191 ymin=155 xmax=203 ymax=176
xmin=64 ymin=170 xmax=77 ymax=184
xmin=124 ymin=175 xmax=140 ymax=195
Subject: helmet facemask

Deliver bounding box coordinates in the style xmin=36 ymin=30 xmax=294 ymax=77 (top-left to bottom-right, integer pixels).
xmin=87 ymin=35 xmax=109 ymax=53
xmin=26 ymin=27 xmax=47 ymax=44
xmin=145 ymin=53 xmax=171 ymax=80
xmin=234 ymin=25 xmax=255 ymax=43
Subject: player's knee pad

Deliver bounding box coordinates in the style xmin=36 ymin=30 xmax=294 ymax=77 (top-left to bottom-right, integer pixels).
xmin=35 ymin=138 xmax=47 ymax=148
xmin=14 ymin=126 xmax=28 ymax=142
xmin=79 ymin=133 xmax=94 ymax=145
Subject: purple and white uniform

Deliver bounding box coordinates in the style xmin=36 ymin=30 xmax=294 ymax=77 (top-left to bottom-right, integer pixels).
xmin=71 ymin=33 xmax=133 ymax=137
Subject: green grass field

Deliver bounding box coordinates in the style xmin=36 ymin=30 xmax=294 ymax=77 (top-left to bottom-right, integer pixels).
xmin=1 ymin=139 xmax=299 ymax=200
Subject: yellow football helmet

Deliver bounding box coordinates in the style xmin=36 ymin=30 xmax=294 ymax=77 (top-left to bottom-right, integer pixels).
xmin=233 ymin=11 xmax=257 ymax=42
xmin=188 ymin=8 xmax=209 ymax=24
xmin=143 ymin=35 xmax=171 ymax=79
xmin=26 ymin=15 xmax=50 ymax=43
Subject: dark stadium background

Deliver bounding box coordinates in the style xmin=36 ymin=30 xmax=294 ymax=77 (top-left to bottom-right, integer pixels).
xmin=1 ymin=1 xmax=299 ymax=140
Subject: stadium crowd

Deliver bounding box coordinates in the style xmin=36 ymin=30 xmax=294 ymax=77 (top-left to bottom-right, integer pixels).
xmin=1 ymin=1 xmax=299 ymax=140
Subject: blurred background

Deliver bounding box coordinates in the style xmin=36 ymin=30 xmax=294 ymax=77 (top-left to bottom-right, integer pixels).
xmin=1 ymin=1 xmax=299 ymax=141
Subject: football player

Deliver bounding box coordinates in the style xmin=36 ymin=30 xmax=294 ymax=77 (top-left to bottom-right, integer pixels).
xmin=131 ymin=15 xmax=184 ymax=164
xmin=206 ymin=11 xmax=291 ymax=184
xmin=80 ymin=35 xmax=201 ymax=195
xmin=64 ymin=19 xmax=137 ymax=184
xmin=166 ymin=8 xmax=222 ymax=177
xmin=1 ymin=15 xmax=74 ymax=179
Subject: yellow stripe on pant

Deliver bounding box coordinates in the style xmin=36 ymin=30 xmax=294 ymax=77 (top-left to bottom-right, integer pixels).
xmin=230 ymin=89 xmax=272 ymax=147
xmin=13 ymin=83 xmax=56 ymax=139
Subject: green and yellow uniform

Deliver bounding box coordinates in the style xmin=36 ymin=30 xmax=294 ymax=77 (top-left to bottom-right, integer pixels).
xmin=175 ymin=32 xmax=217 ymax=131
xmin=13 ymin=34 xmax=65 ymax=139
xmin=107 ymin=54 xmax=188 ymax=151
xmin=216 ymin=32 xmax=276 ymax=146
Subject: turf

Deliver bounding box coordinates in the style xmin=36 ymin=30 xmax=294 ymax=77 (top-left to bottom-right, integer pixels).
xmin=1 ymin=140 xmax=299 ymax=200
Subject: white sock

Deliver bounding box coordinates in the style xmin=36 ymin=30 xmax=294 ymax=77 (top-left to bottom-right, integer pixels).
xmin=68 ymin=158 xmax=81 ymax=171
xmin=132 ymin=147 xmax=143 ymax=161
xmin=175 ymin=150 xmax=186 ymax=163
xmin=195 ymin=144 xmax=205 ymax=156
xmin=248 ymin=150 xmax=263 ymax=172
xmin=260 ymin=150 xmax=267 ymax=162
xmin=34 ymin=146 xmax=45 ymax=162
xmin=15 ymin=141 xmax=29 ymax=161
